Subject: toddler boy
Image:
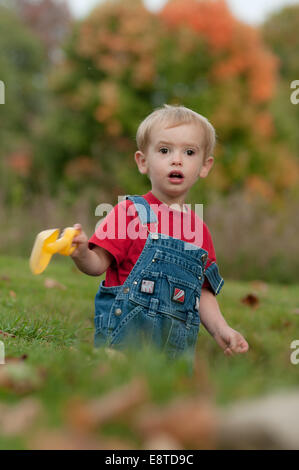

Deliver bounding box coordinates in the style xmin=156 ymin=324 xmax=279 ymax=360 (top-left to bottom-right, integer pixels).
xmin=71 ymin=105 xmax=248 ymax=360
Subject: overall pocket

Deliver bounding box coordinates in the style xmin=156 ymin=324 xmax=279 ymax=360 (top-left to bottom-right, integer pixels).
xmin=110 ymin=305 xmax=154 ymax=349
xmin=161 ymin=273 xmax=199 ymax=317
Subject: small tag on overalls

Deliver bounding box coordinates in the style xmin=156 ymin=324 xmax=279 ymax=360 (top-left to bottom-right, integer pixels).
xmin=140 ymin=279 xmax=155 ymax=294
xmin=172 ymin=287 xmax=185 ymax=303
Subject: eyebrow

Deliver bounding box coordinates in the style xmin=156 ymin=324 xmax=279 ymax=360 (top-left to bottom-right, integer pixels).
xmin=156 ymin=141 xmax=200 ymax=149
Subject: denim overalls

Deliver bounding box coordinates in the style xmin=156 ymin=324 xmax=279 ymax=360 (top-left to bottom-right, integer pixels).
xmin=94 ymin=195 xmax=224 ymax=360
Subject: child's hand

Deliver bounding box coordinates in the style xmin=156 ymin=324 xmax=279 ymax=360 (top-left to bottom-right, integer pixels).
xmin=213 ymin=326 xmax=249 ymax=356
xmin=69 ymin=223 xmax=89 ymax=259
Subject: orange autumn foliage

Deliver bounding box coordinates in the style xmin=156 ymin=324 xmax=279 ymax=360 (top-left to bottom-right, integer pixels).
xmin=7 ymin=150 xmax=32 ymax=177
xmin=46 ymin=0 xmax=298 ymax=203
xmin=160 ymin=0 xmax=278 ymax=103
xmin=65 ymin=157 xmax=101 ymax=181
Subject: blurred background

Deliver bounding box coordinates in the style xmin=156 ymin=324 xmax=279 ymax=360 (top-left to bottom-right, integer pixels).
xmin=0 ymin=0 xmax=298 ymax=283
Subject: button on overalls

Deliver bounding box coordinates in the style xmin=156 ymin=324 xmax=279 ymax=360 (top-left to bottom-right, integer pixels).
xmin=94 ymin=195 xmax=224 ymax=360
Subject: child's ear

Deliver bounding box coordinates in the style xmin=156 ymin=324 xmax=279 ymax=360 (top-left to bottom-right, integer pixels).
xmin=135 ymin=150 xmax=148 ymax=175
xmin=199 ymin=155 xmax=214 ymax=178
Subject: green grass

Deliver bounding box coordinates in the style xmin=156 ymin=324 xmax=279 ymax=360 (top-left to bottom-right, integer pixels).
xmin=0 ymin=255 xmax=299 ymax=449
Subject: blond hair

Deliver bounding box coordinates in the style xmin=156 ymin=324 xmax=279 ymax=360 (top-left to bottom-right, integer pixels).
xmin=136 ymin=104 xmax=216 ymax=161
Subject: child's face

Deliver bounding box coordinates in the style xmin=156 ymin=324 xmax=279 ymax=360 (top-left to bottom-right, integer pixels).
xmin=135 ymin=122 xmax=214 ymax=204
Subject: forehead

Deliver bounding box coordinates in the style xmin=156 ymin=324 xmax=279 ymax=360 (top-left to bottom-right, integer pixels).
xmin=149 ymin=121 xmax=205 ymax=146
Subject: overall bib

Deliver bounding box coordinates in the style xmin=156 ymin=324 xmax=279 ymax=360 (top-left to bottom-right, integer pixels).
xmin=94 ymin=195 xmax=224 ymax=360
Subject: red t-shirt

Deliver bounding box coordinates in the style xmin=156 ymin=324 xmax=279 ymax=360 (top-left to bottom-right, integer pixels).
xmin=89 ymin=191 xmax=217 ymax=290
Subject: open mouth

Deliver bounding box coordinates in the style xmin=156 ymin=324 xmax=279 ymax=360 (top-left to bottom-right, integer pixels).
xmin=168 ymin=171 xmax=184 ymax=180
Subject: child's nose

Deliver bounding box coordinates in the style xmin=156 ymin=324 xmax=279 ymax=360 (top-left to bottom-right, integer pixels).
xmin=171 ymin=151 xmax=183 ymax=165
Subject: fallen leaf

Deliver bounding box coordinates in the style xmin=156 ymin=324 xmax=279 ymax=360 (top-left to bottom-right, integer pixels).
xmin=44 ymin=278 xmax=66 ymax=290
xmin=9 ymin=290 xmax=17 ymax=299
xmin=0 ymin=362 xmax=45 ymax=394
xmin=143 ymin=433 xmax=182 ymax=450
xmin=0 ymin=398 xmax=42 ymax=436
xmin=29 ymin=429 xmax=134 ymax=450
xmin=0 ymin=330 xmax=16 ymax=338
xmin=0 ymin=275 xmax=11 ymax=282
xmin=241 ymin=293 xmax=260 ymax=308
xmin=66 ymin=377 xmax=148 ymax=431
xmin=5 ymin=354 xmax=28 ymax=363
xmin=135 ymin=397 xmax=218 ymax=449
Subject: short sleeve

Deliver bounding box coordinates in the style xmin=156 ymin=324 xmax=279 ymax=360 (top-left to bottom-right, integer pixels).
xmin=88 ymin=199 xmax=135 ymax=266
xmin=202 ymin=224 xmax=224 ymax=295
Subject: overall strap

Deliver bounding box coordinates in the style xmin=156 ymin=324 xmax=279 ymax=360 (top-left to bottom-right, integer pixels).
xmin=125 ymin=195 xmax=157 ymax=225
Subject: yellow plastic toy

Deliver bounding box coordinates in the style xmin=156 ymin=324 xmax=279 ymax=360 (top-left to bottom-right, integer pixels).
xmin=30 ymin=227 xmax=80 ymax=275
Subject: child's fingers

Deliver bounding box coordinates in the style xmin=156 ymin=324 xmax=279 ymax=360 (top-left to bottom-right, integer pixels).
xmin=73 ymin=223 xmax=82 ymax=232
xmin=231 ymin=338 xmax=249 ymax=354
xmin=237 ymin=340 xmax=249 ymax=353
xmin=72 ymin=224 xmax=84 ymax=244
xmin=224 ymin=347 xmax=233 ymax=356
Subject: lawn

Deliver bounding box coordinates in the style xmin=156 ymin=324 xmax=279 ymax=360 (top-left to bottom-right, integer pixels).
xmin=0 ymin=255 xmax=298 ymax=449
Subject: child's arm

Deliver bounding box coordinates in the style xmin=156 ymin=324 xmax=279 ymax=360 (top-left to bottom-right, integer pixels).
xmin=70 ymin=223 xmax=114 ymax=276
xmin=198 ymin=287 xmax=249 ymax=356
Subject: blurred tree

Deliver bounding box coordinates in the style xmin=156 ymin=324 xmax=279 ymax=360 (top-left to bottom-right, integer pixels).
xmin=0 ymin=5 xmax=46 ymax=204
xmin=0 ymin=0 xmax=72 ymax=63
xmin=35 ymin=0 xmax=298 ymax=203
xmin=263 ymin=5 xmax=299 ymax=79
xmin=262 ymin=5 xmax=299 ymax=160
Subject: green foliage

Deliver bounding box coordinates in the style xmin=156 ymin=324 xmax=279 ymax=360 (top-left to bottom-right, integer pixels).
xmin=262 ymin=5 xmax=299 ymax=157
xmin=0 ymin=5 xmax=46 ymax=205
xmin=0 ymin=6 xmax=45 ymax=149
xmin=33 ymin=0 xmax=298 ymax=205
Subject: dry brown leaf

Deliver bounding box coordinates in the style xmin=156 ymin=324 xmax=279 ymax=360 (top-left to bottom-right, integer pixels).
xmin=241 ymin=293 xmax=260 ymax=308
xmin=66 ymin=377 xmax=148 ymax=431
xmin=0 ymin=362 xmax=45 ymax=394
xmin=44 ymin=278 xmax=66 ymax=290
xmin=9 ymin=290 xmax=17 ymax=299
xmin=0 ymin=330 xmax=16 ymax=338
xmin=0 ymin=398 xmax=42 ymax=436
xmin=5 ymin=354 xmax=28 ymax=363
xmin=143 ymin=433 xmax=182 ymax=450
xmin=29 ymin=429 xmax=134 ymax=450
xmin=135 ymin=397 xmax=218 ymax=449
